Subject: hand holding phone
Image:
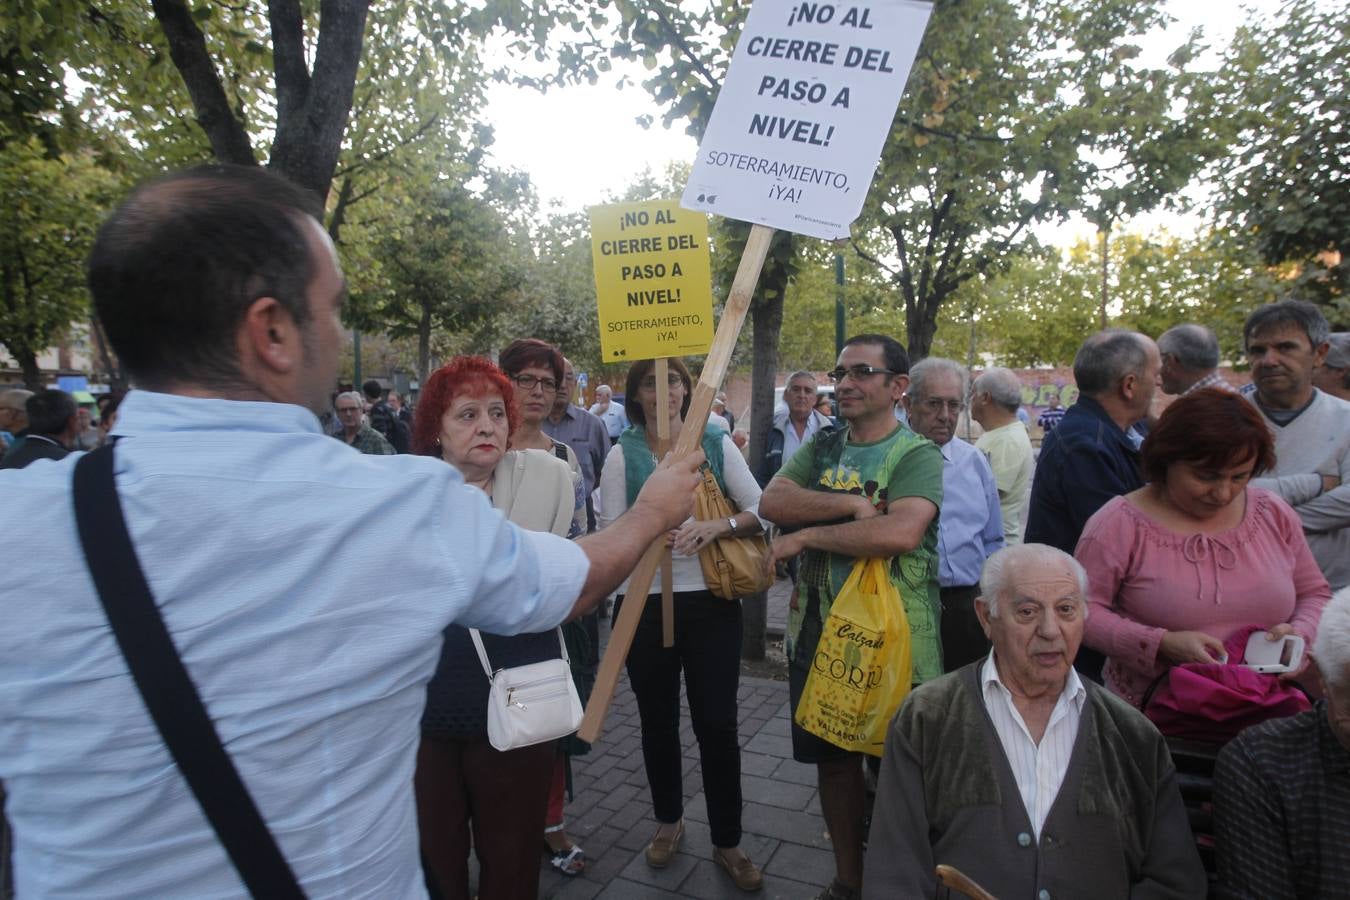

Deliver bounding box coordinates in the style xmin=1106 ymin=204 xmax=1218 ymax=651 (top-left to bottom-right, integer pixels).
xmin=1243 ymin=632 xmax=1304 ymax=674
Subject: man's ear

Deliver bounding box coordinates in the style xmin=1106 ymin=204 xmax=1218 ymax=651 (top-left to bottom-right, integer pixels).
xmin=892 ymin=373 xmax=910 ymax=405
xmin=239 ymin=296 xmax=302 ymax=375
xmin=974 ymin=597 xmax=994 ymax=639
xmin=1119 ymin=372 xmax=1138 ymax=402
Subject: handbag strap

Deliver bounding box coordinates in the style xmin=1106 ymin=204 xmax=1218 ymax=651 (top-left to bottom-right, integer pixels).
xmin=469 ymin=626 xmax=571 ymax=681
xmin=72 ymin=445 xmax=305 ymax=899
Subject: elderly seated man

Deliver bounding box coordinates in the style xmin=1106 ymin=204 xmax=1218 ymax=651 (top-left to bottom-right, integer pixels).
xmin=862 ymin=543 xmax=1205 ymax=899
xmin=1212 ymin=584 xmax=1350 ymax=899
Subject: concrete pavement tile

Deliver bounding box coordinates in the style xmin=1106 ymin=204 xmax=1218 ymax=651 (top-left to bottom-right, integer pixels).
xmin=682 ymin=791 xmax=709 ymax=824
xmin=677 ymin=817 xmax=779 ymax=863
xmin=591 ymin=766 xmax=630 ymax=793
xmin=744 ymin=732 xmax=795 ymax=758
xmin=740 ymin=751 xmax=780 ymax=777
xmin=679 ymin=861 xmax=821 ymax=900
xmin=740 ymin=801 xmax=830 ymax=848
xmin=582 ymin=844 xmax=639 ymax=885
xmin=741 ymin=773 xmax=815 ymax=811
xmin=772 ymin=758 xmax=819 ymax=787
xmin=618 ymin=846 xmax=699 ymax=890
xmin=540 ymin=874 xmax=604 ymax=900
xmin=596 ymin=782 xmax=642 ymax=811
xmin=756 ymin=715 xmax=790 ymax=737
xmin=606 ymin=800 xmax=649 ymax=831
xmin=764 ymin=842 xmax=836 ymax=888
xmin=596 ymin=878 xmax=684 ymax=899
xmin=614 ymin=746 xmax=646 ymax=771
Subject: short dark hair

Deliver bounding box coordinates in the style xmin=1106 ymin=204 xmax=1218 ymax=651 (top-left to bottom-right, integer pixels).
xmin=624 ymin=357 xmax=693 ymax=428
xmin=1157 ymin=324 xmax=1220 ymax=370
xmin=26 ymin=389 xmax=77 ymax=436
xmin=842 ymin=333 xmax=909 ymax=375
xmin=88 ymin=164 xmax=324 ymax=391
xmin=1243 ymin=299 xmax=1330 ymax=350
xmin=1073 ymin=330 xmax=1150 ymax=396
xmin=497 ymin=338 xmax=564 ymax=385
xmin=362 ymin=379 xmax=384 ymax=401
xmin=1141 ymin=388 xmax=1275 ymax=483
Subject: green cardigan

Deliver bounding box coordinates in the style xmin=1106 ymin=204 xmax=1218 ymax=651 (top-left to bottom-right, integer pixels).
xmin=862 ymin=662 xmax=1206 ymax=899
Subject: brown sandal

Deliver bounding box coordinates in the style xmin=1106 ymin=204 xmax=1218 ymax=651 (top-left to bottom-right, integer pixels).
xmin=644 ymin=820 xmax=684 ymax=868
xmin=714 ymin=847 xmax=764 ymax=892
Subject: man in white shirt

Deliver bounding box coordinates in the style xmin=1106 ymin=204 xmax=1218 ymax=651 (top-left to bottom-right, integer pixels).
xmin=863 ymin=544 xmax=1204 ymax=899
xmin=0 ymin=164 xmax=701 ymax=898
xmin=970 ymin=367 xmax=1034 ymax=545
xmin=589 ymin=383 xmax=628 ymax=444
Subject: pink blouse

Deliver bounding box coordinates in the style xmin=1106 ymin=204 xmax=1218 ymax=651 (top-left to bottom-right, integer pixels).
xmin=1075 ymin=488 xmax=1330 ymax=707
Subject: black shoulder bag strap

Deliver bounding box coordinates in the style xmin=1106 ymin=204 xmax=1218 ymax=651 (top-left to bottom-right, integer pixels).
xmin=72 ymin=445 xmax=305 ymax=898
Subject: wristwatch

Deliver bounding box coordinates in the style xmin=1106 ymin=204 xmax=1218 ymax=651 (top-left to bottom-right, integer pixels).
xmin=727 ymin=517 xmax=738 ymax=536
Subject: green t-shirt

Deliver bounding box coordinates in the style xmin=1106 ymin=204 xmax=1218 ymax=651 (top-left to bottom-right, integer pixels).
xmin=778 ymin=422 xmax=945 ymax=684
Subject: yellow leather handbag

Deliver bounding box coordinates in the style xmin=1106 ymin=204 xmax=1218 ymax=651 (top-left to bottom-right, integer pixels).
xmin=692 ymin=466 xmax=773 ymax=599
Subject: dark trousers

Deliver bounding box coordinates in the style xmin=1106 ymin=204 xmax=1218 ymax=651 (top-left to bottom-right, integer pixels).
xmin=940 ymin=583 xmax=989 ymax=673
xmin=414 ymin=734 xmax=555 ymax=900
xmin=615 ymin=590 xmax=744 ymax=848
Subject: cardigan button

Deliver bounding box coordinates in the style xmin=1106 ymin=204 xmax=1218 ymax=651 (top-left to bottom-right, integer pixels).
xmin=1017 ymin=832 xmax=1032 ymax=847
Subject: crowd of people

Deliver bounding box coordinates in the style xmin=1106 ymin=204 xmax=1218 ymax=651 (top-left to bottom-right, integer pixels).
xmin=1 ymin=163 xmax=1348 ymax=900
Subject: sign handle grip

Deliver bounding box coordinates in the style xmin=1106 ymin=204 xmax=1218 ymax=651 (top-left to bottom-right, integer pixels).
xmin=578 ymin=224 xmax=776 ymax=743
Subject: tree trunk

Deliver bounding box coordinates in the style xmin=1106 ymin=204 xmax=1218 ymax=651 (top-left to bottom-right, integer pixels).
xmin=907 ymin=294 xmax=942 ymax=362
xmin=742 ymin=271 xmax=787 ymax=663
xmin=1099 ymin=224 xmax=1110 ymax=329
xmin=417 ymin=300 xmax=432 ymax=385
xmin=89 ymin=314 xmax=127 ymax=392
xmin=267 ymin=0 xmax=373 ymax=203
xmin=16 ymin=346 xmax=42 ymax=392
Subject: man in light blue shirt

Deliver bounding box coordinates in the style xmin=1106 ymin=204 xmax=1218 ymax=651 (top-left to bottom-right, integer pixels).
xmin=903 ymin=358 xmax=1004 ymax=673
xmin=0 ymin=165 xmax=701 ymax=899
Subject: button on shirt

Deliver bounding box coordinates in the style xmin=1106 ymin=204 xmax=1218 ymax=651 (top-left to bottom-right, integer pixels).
xmin=936 ymin=437 xmax=1005 ymax=587
xmin=981 ymin=652 xmax=1086 ymax=839
xmin=0 ymin=390 xmax=588 ymax=898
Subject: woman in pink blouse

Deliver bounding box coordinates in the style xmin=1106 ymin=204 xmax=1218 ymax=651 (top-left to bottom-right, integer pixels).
xmin=1076 ymin=389 xmax=1330 ymax=707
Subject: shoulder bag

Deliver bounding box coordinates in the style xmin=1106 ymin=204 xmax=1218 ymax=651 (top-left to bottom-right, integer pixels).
xmin=470 ymin=627 xmax=583 ymax=751
xmin=692 ymin=465 xmax=773 ymax=600
xmin=72 ymin=445 xmax=305 ymax=898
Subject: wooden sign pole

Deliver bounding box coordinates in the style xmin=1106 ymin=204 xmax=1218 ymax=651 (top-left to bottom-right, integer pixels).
xmin=578 ymin=223 xmax=776 ymax=743
xmin=653 ymin=357 xmax=676 ymax=648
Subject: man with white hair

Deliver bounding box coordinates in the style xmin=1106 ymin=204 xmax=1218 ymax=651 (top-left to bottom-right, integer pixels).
xmin=1212 ymin=584 xmax=1350 ymax=898
xmin=1157 ymin=323 xmax=1232 ymax=396
xmin=971 ymin=367 xmax=1034 ymax=545
xmin=903 ymin=358 xmax=1004 ymax=671
xmin=1313 ymin=332 xmax=1350 ymax=402
xmin=863 ymin=544 xmax=1205 ymax=899
xmin=589 ymin=383 xmax=628 ymax=444
xmin=333 ymin=390 xmax=395 ymax=454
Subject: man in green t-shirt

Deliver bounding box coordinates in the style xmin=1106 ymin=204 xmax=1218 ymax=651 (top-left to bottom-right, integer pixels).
xmin=761 ymin=334 xmax=943 ymax=900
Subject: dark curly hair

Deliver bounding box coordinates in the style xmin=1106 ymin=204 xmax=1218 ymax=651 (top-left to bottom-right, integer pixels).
xmin=1141 ymin=388 xmax=1276 ymax=483
xmin=412 ymin=356 xmax=519 ymax=455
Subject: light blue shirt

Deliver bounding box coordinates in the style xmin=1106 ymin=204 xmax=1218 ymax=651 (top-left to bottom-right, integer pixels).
xmin=936 ymin=436 xmax=1005 ymax=587
xmin=0 ymin=390 xmax=588 ymax=898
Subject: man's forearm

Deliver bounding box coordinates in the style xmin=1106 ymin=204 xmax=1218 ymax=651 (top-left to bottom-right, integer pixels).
xmin=796 ymin=517 xmax=919 ymax=558
xmin=569 ymin=502 xmax=667 ymax=617
xmin=761 ymin=478 xmax=863 ymax=527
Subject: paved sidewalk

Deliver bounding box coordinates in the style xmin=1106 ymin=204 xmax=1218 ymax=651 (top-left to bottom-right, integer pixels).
xmin=536 ymin=584 xmax=835 ymax=899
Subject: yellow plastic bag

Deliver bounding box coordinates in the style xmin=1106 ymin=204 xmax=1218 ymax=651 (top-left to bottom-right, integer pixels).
xmin=793 ymin=557 xmax=912 ymax=756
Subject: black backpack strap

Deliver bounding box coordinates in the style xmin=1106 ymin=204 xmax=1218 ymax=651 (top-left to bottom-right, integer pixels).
xmin=72 ymin=445 xmax=305 ymax=898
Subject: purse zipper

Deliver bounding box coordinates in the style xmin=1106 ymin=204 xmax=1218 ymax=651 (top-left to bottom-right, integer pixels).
xmin=506 ymin=685 xmax=570 ymax=710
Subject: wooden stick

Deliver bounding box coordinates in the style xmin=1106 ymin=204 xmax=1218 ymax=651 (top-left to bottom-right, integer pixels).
xmin=578 ymin=223 xmax=776 ymax=743
xmin=654 ymin=358 xmax=675 ymax=648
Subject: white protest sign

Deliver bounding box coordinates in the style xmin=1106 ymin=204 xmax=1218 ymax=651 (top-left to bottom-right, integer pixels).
xmin=682 ymin=0 xmax=933 ymax=240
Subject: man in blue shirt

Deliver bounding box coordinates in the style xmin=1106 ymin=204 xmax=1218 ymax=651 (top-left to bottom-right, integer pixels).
xmin=0 ymin=164 xmax=701 ymax=898
xmin=902 ymin=358 xmax=1005 ymax=671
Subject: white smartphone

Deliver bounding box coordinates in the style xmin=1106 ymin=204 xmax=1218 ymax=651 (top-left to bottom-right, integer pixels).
xmin=1243 ymin=632 xmax=1305 ymax=674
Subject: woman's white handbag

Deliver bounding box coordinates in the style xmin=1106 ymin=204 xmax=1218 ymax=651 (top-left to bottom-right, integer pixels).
xmin=470 ymin=627 xmax=583 ymax=751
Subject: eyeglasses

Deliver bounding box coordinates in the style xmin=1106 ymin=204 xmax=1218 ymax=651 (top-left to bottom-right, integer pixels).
xmin=335 ymin=406 xmax=363 ymax=414
xmin=827 ymin=365 xmax=896 ymax=383
xmin=510 ymin=374 xmax=558 ymax=393
xmin=639 ymin=373 xmax=685 ymax=391
xmin=914 ymin=397 xmax=966 ymax=414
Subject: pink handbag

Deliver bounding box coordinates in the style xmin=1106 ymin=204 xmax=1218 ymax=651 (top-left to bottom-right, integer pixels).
xmin=1141 ymin=626 xmax=1311 ymax=745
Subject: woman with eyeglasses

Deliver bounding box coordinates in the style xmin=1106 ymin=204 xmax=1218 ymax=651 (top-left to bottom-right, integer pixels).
xmin=596 ymin=357 xmax=767 ymax=892
xmin=411 ymin=356 xmax=586 ymax=898
xmin=494 ymin=338 xmax=592 ymax=875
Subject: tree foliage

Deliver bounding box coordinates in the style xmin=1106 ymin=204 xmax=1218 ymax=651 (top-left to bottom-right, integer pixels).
xmin=1204 ymin=0 xmax=1348 ymax=316
xmin=856 ymin=0 xmax=1213 ymax=359
xmin=0 ymin=137 xmax=121 ymax=388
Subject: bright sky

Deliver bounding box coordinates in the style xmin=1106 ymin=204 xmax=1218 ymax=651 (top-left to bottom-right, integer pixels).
xmin=482 ymin=0 xmax=1281 ymax=246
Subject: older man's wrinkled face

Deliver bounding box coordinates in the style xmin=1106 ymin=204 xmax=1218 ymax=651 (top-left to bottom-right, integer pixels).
xmin=977 ymin=559 xmax=1086 ymax=698
xmin=904 ymin=370 xmax=965 ymax=447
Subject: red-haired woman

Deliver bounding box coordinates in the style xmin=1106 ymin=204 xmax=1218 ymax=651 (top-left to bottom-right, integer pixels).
xmin=411 ymin=356 xmax=583 ymax=900
xmin=1076 ymin=388 xmax=1330 ymax=706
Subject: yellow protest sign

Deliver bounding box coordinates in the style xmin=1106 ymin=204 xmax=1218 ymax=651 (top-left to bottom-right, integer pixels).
xmin=589 ymin=200 xmax=715 ymax=362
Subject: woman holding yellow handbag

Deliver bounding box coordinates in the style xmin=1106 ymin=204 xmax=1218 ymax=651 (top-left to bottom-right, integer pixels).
xmin=596 ymin=356 xmax=767 ymax=892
